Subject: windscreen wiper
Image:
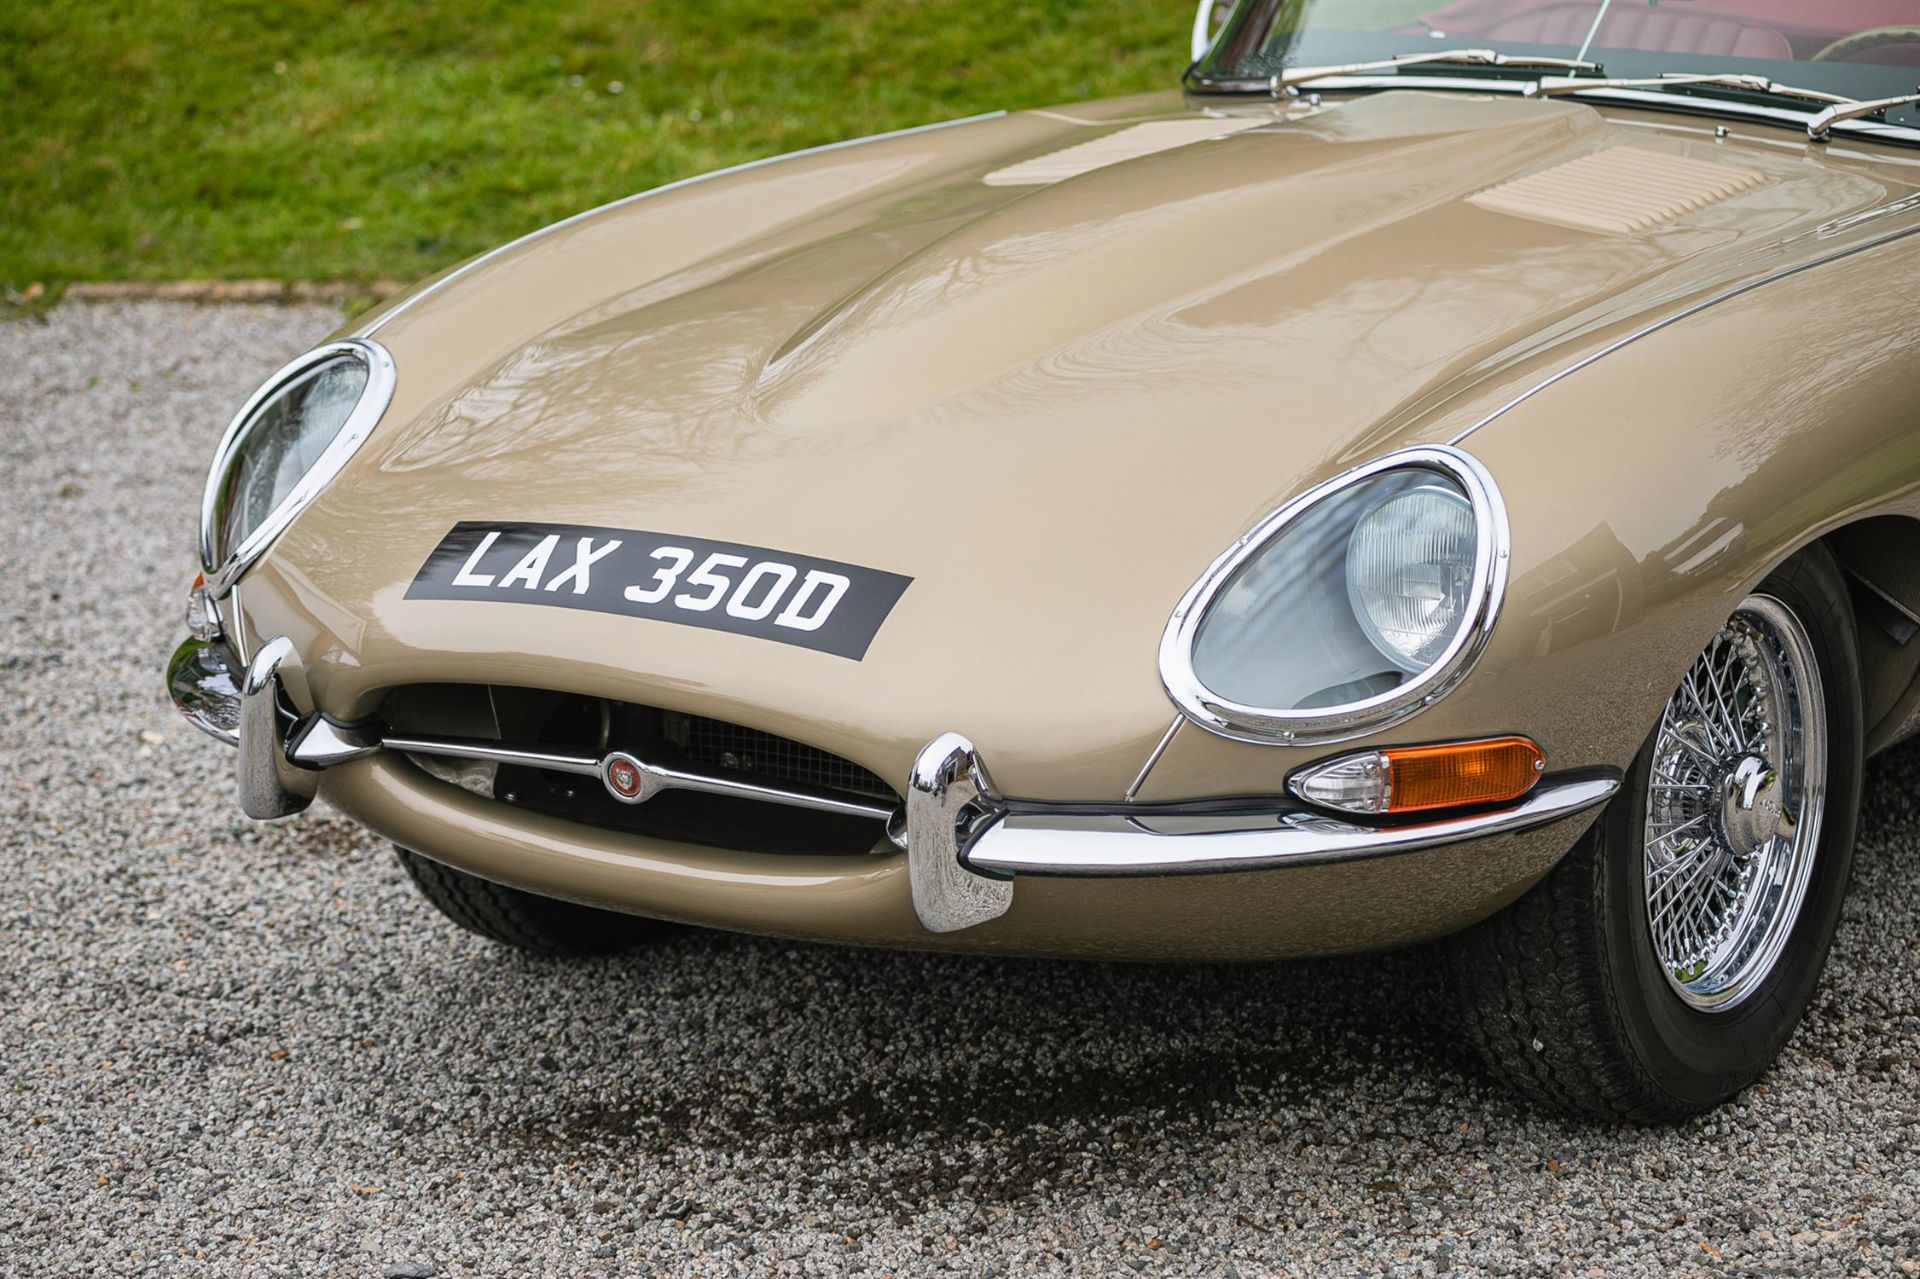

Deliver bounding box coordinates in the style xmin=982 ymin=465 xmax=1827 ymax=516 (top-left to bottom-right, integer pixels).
xmin=1526 ymin=73 xmax=1920 ymax=141
xmin=1272 ymin=49 xmax=1601 ymax=92
xmin=1527 ymin=72 xmax=1850 ymax=106
xmin=1806 ymin=92 xmax=1920 ymax=141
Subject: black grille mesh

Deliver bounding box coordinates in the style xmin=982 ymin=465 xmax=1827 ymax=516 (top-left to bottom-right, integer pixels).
xmin=675 ymin=714 xmax=895 ymax=801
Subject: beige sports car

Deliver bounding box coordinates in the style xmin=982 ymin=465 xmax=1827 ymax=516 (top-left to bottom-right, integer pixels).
xmin=169 ymin=0 xmax=1920 ymax=1119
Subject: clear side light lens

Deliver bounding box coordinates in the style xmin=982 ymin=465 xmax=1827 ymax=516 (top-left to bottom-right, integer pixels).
xmin=1346 ymin=482 xmax=1477 ymax=673
xmin=1290 ymin=750 xmax=1391 ymax=813
xmin=184 ymin=572 xmax=221 ymax=641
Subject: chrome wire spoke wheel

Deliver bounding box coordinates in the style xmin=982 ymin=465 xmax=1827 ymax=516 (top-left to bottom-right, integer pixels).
xmin=1643 ymin=594 xmax=1826 ymax=1012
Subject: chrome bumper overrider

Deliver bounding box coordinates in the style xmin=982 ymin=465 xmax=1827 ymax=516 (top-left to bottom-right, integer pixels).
xmin=170 ymin=634 xmax=1620 ymax=934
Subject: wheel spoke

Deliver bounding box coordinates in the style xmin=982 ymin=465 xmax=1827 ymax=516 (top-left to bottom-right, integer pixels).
xmin=1650 ymin=841 xmax=1720 ymax=929
xmin=1705 ymin=646 xmax=1743 ymax=752
xmin=1647 ymin=837 xmax=1712 ymax=887
xmin=1647 ymin=812 xmax=1709 ymax=850
xmin=1666 ymin=726 xmax=1721 ymax=771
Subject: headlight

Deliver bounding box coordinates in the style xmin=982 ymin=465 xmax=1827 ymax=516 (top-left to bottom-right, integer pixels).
xmin=199 ymin=339 xmax=395 ymax=591
xmin=1159 ymin=446 xmax=1507 ymax=745
xmin=1346 ymin=481 xmax=1477 ymax=672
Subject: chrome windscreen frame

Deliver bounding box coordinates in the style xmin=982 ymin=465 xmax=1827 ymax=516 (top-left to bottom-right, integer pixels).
xmin=198 ymin=338 xmax=397 ymax=597
xmin=1157 ymin=444 xmax=1510 ymax=747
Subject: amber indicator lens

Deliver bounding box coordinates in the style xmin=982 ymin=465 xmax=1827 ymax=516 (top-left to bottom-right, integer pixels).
xmin=1383 ymin=737 xmax=1544 ymax=814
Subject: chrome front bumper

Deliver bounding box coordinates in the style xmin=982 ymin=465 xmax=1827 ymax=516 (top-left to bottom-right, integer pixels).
xmin=171 ymin=635 xmax=1620 ymax=935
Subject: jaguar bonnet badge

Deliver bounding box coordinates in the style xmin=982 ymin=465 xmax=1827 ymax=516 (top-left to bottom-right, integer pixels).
xmin=600 ymin=751 xmax=657 ymax=804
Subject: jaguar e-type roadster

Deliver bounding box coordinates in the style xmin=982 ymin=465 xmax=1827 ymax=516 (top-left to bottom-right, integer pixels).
xmin=168 ymin=0 xmax=1920 ymax=1119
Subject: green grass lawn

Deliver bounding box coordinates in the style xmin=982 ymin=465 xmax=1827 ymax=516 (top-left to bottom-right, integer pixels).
xmin=2 ymin=1 xmax=1193 ymax=294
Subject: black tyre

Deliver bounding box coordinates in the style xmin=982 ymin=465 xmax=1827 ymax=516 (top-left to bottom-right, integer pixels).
xmin=395 ymin=847 xmax=675 ymax=956
xmin=1450 ymin=545 xmax=1862 ymax=1121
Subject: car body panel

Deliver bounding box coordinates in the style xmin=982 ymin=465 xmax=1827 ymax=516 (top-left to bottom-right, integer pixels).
xmin=214 ymin=85 xmax=1920 ymax=955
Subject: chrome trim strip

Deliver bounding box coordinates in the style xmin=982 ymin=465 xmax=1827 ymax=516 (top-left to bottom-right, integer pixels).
xmin=360 ymin=111 xmax=1009 ymax=339
xmin=1447 ymin=210 xmax=1920 ymax=448
xmin=1157 ymin=445 xmax=1509 ymax=746
xmin=200 ymin=338 xmax=397 ymax=595
xmin=965 ymin=773 xmax=1618 ymax=878
xmin=382 ymin=733 xmax=602 ymax=777
xmin=1125 ymin=716 xmax=1184 ymax=802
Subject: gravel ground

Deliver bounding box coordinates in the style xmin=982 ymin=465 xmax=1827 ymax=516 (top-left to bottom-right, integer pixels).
xmin=3 ymin=301 xmax=1919 ymax=1278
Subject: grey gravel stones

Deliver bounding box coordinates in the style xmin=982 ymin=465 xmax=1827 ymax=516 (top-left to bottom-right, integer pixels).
xmin=2 ymin=301 xmax=1918 ymax=1276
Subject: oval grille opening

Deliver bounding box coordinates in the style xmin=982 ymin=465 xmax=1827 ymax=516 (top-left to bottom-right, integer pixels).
xmin=380 ymin=685 xmax=898 ymax=857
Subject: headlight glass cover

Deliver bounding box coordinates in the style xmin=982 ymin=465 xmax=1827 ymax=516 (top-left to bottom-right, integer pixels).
xmin=200 ymin=339 xmax=395 ymax=590
xmin=1346 ymin=480 xmax=1477 ymax=672
xmin=1161 ymin=447 xmax=1507 ymax=745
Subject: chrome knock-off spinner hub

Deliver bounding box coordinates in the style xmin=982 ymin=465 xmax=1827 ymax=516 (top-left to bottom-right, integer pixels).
xmin=1718 ymin=754 xmax=1789 ymax=856
xmin=1643 ymin=595 xmax=1825 ymax=1012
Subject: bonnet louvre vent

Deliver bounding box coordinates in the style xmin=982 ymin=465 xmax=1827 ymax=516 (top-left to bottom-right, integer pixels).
xmin=1467 ymin=147 xmax=1765 ymax=235
xmin=984 ymin=118 xmax=1266 ymax=186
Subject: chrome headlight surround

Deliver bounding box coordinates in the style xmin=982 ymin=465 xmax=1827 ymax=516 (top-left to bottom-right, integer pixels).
xmin=1158 ymin=445 xmax=1509 ymax=746
xmin=199 ymin=338 xmax=396 ymax=596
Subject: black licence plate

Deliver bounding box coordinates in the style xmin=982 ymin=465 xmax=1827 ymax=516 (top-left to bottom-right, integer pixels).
xmin=406 ymin=521 xmax=912 ymax=660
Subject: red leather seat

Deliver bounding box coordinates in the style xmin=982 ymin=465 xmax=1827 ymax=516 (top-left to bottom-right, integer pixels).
xmin=1482 ymin=4 xmax=1795 ymax=60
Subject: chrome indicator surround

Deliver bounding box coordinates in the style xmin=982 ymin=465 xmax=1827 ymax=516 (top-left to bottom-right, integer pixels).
xmin=199 ymin=338 xmax=398 ymax=597
xmin=1157 ymin=445 xmax=1510 ymax=747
